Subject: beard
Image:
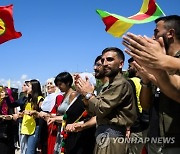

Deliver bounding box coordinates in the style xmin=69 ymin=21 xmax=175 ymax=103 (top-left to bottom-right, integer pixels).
xmin=95 ymin=71 xmax=105 ymax=79
xmin=162 ymin=35 xmax=169 ymax=54
xmin=104 ymin=68 xmax=119 ymax=78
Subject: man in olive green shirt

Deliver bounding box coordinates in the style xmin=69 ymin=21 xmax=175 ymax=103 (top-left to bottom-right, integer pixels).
xmin=75 ymin=47 xmax=137 ymax=154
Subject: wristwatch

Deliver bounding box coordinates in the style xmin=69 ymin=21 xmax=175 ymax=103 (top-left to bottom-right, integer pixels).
xmin=85 ymin=93 xmax=93 ymax=100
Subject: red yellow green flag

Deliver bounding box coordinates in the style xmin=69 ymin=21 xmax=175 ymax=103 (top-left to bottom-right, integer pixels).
xmin=96 ymin=0 xmax=165 ymax=37
xmin=0 ymin=4 xmax=22 ymax=44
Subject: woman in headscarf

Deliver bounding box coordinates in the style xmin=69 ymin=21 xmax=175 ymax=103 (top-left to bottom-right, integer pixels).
xmin=39 ymin=78 xmax=63 ymax=154
xmin=0 ymin=87 xmax=15 ymax=154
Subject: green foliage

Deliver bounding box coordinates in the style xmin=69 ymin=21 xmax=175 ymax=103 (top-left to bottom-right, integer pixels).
xmin=123 ymin=71 xmax=129 ymax=79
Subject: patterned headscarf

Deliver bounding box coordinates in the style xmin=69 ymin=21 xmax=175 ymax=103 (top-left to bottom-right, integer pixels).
xmin=0 ymin=87 xmax=14 ymax=115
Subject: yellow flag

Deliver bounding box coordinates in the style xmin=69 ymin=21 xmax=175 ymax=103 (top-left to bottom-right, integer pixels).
xmin=7 ymin=79 xmax=11 ymax=88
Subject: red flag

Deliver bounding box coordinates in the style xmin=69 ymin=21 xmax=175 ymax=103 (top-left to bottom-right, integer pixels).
xmin=0 ymin=4 xmax=22 ymax=44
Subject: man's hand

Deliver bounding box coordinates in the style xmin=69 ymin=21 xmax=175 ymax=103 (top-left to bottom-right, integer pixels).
xmin=132 ymin=60 xmax=158 ymax=85
xmin=122 ymin=32 xmax=166 ymax=69
xmin=75 ymin=75 xmax=94 ymax=96
xmin=73 ymin=122 xmax=86 ymax=132
xmin=66 ymin=123 xmax=76 ymax=132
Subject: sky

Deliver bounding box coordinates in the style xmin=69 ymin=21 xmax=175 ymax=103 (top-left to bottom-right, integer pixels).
xmin=0 ymin=0 xmax=180 ymax=89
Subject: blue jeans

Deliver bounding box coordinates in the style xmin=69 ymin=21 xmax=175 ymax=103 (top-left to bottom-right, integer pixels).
xmin=21 ymin=126 xmax=39 ymax=154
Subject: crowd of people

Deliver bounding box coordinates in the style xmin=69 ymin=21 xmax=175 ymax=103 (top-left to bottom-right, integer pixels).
xmin=0 ymin=15 xmax=179 ymax=154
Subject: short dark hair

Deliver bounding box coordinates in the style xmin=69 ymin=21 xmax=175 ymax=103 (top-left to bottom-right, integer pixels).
xmin=94 ymin=55 xmax=102 ymax=65
xmin=102 ymin=47 xmax=125 ymax=61
xmin=54 ymin=72 xmax=73 ymax=87
xmin=155 ymin=15 xmax=180 ymax=40
xmin=128 ymin=57 xmax=134 ymax=63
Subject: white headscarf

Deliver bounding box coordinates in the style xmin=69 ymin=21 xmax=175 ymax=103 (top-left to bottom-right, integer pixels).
xmin=79 ymin=72 xmax=96 ymax=86
xmin=41 ymin=92 xmax=60 ymax=112
xmin=41 ymin=78 xmax=60 ymax=112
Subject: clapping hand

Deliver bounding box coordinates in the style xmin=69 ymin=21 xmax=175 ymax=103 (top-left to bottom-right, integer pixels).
xmin=74 ymin=74 xmax=94 ymax=96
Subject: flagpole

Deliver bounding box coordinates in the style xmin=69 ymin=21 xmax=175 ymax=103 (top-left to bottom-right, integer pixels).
xmin=7 ymin=79 xmax=11 ymax=88
xmin=156 ymin=3 xmax=166 ymax=16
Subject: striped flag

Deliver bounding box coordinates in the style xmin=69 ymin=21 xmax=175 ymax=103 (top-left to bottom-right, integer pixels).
xmin=96 ymin=0 xmax=165 ymax=37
